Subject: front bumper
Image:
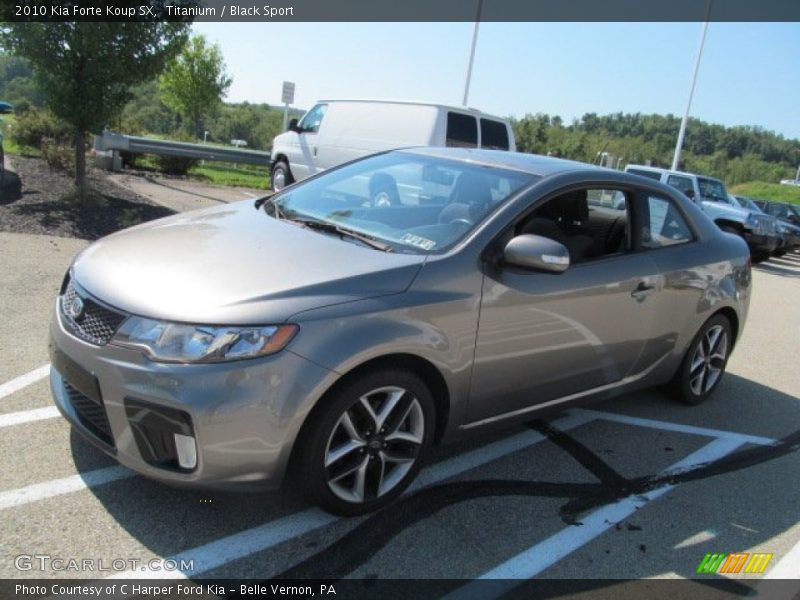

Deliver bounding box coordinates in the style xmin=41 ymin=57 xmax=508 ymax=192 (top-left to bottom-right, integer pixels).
xmin=49 ymin=301 xmax=335 ymax=490
xmin=743 ymin=231 xmax=779 ymax=255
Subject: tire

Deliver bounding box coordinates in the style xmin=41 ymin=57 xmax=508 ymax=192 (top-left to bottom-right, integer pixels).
xmin=668 ymin=314 xmax=733 ymax=406
xmin=751 ymin=250 xmax=771 ymax=264
xmin=773 ymin=250 xmax=786 ymax=258
xmin=271 ymin=160 xmax=293 ymax=192
xmin=293 ymin=369 xmax=435 ymax=515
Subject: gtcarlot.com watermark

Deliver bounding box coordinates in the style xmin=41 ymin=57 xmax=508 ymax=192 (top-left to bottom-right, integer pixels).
xmin=14 ymin=554 xmax=193 ymax=573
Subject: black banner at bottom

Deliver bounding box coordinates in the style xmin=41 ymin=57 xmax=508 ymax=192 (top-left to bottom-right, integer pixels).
xmin=2 ymin=579 xmax=800 ymax=600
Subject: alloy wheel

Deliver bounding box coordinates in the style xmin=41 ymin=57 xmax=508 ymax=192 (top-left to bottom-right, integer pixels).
xmin=324 ymin=386 xmax=424 ymax=504
xmin=688 ymin=324 xmax=728 ymax=396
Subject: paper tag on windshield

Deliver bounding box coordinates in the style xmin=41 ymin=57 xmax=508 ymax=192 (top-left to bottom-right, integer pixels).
xmin=401 ymin=233 xmax=437 ymax=251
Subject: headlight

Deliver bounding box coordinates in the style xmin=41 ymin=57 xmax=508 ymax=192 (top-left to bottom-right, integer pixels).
xmin=745 ymin=214 xmax=759 ymax=229
xmin=112 ymin=317 xmax=298 ymax=363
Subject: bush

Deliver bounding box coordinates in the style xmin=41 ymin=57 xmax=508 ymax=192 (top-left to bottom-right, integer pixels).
xmin=40 ymin=137 xmax=75 ymax=174
xmin=9 ymin=107 xmax=72 ymax=150
xmin=154 ymin=153 xmax=198 ymax=175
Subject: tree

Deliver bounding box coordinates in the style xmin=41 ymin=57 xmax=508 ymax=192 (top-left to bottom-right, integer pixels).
xmin=159 ymin=34 xmax=231 ymax=137
xmin=1 ymin=20 xmax=190 ymax=189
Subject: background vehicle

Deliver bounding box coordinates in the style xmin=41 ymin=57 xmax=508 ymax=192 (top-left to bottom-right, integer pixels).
xmin=625 ymin=165 xmax=777 ymax=262
xmin=270 ymin=99 xmax=516 ymax=192
xmin=751 ymin=199 xmax=800 ymax=253
xmin=50 ymin=149 xmax=750 ymax=515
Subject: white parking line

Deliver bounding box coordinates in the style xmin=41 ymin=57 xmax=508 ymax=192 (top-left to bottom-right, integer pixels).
xmin=0 ymin=466 xmax=131 ymax=510
xmin=108 ymin=411 xmax=597 ymax=579
xmin=0 ymin=364 xmax=50 ymax=400
xmin=445 ymin=437 xmax=744 ymax=599
xmin=0 ymin=406 xmax=59 ymax=428
xmin=575 ymin=408 xmax=777 ymax=446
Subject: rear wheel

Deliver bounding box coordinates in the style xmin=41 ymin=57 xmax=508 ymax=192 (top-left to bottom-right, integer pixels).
xmin=668 ymin=314 xmax=732 ymax=405
xmin=271 ymin=160 xmax=293 ymax=191
xmin=294 ymin=369 xmax=435 ymax=515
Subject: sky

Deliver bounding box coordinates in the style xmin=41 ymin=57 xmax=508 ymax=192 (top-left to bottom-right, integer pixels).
xmin=193 ymin=22 xmax=800 ymax=140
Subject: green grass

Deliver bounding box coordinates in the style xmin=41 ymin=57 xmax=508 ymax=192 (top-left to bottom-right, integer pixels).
xmin=188 ymin=162 xmax=270 ymax=190
xmin=0 ymin=114 xmax=43 ymax=157
xmin=730 ymin=181 xmax=800 ymax=204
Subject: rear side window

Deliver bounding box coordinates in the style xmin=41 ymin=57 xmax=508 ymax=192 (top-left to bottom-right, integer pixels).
xmin=446 ymin=112 xmax=478 ymax=148
xmin=639 ymin=194 xmax=693 ymax=249
xmin=480 ymin=119 xmax=509 ymax=150
xmin=627 ymin=168 xmax=662 ymax=181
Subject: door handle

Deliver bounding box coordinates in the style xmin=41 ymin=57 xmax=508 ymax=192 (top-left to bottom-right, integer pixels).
xmin=313 ymin=146 xmax=318 ymax=157
xmin=631 ymin=281 xmax=655 ymax=300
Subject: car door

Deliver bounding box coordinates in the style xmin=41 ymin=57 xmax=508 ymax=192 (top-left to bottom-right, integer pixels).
xmin=467 ymin=185 xmax=663 ymax=424
xmin=293 ymin=103 xmax=327 ymax=180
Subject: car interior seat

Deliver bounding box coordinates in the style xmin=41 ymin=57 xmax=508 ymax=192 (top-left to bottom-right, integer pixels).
xmin=519 ymin=190 xmax=595 ymax=262
xmin=439 ymin=172 xmax=493 ymax=224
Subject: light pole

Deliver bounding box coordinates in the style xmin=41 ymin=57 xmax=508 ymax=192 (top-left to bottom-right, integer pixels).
xmin=462 ymin=0 xmax=483 ymax=107
xmin=671 ymin=4 xmax=712 ymax=171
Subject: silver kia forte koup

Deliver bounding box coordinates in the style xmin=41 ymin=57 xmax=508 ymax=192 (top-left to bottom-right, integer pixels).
xmin=49 ymin=148 xmax=751 ymax=514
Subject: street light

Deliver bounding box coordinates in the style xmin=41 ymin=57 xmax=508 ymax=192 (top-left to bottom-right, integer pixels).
xmin=462 ymin=0 xmax=483 ymax=107
xmin=671 ymin=2 xmax=712 ymax=171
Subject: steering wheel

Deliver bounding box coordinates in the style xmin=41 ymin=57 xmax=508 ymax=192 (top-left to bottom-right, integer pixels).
xmin=448 ymin=218 xmax=473 ymax=227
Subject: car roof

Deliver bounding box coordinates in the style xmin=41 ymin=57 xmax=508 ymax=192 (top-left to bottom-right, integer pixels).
xmin=314 ymin=98 xmax=508 ymax=119
xmin=626 ymin=164 xmax=724 ymax=183
xmin=398 ymin=147 xmax=608 ymax=177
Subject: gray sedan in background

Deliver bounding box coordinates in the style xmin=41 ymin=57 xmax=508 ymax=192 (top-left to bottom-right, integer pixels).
xmin=49 ymin=148 xmax=751 ymax=514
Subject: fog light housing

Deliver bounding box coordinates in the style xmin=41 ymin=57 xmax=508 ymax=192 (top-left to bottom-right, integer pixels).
xmin=125 ymin=398 xmax=196 ymax=472
xmin=174 ymin=434 xmax=197 ymax=470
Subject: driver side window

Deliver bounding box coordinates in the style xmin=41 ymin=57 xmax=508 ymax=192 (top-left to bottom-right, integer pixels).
xmin=299 ymin=103 xmax=327 ymax=133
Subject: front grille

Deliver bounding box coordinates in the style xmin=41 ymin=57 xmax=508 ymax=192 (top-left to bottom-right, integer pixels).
xmin=60 ymin=281 xmax=127 ymax=345
xmin=64 ymin=381 xmax=114 ymax=447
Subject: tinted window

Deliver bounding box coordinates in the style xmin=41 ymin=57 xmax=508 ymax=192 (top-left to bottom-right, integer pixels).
xmin=299 ymin=103 xmax=327 ymax=133
xmin=666 ymin=175 xmax=694 ymax=197
xmin=627 ymin=168 xmax=662 ymax=181
xmin=640 ymin=195 xmax=693 ymax=249
xmin=480 ymin=119 xmax=509 ymax=150
xmin=446 ymin=112 xmax=478 ymax=148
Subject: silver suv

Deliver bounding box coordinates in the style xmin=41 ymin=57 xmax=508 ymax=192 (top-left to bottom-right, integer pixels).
xmin=625 ymin=165 xmax=778 ymax=261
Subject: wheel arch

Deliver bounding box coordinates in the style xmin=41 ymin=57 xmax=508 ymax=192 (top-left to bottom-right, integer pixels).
xmin=289 ymin=352 xmax=452 ymax=472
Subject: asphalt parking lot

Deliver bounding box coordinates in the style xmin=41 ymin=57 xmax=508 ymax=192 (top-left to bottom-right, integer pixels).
xmin=1 ymin=222 xmax=799 ymax=593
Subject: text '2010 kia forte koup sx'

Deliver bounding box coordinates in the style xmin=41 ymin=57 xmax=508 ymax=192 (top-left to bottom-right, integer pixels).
xmin=49 ymin=148 xmax=751 ymax=515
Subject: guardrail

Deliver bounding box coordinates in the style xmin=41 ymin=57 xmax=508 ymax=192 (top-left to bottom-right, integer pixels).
xmin=93 ymin=131 xmax=271 ymax=168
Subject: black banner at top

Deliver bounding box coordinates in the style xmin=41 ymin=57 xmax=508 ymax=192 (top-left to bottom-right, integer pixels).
xmin=2 ymin=0 xmax=800 ymax=22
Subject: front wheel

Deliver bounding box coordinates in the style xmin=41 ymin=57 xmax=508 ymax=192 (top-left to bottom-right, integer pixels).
xmin=294 ymin=369 xmax=435 ymax=515
xmin=271 ymin=160 xmax=293 ymax=191
xmin=668 ymin=314 xmax=732 ymax=405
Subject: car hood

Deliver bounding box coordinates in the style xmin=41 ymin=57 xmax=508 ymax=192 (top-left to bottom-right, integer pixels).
xmin=701 ymin=200 xmax=749 ymax=219
xmin=72 ymin=201 xmax=426 ymax=324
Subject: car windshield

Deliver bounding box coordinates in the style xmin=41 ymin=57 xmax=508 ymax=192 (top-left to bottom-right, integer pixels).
xmin=266 ymin=152 xmax=535 ymax=254
xmin=697 ymin=177 xmax=729 ymax=202
xmin=736 ymin=196 xmax=764 ymax=213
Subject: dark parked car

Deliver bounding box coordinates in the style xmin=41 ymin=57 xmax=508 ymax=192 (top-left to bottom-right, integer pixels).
xmin=50 ymin=149 xmax=751 ymax=514
xmin=752 ymin=199 xmax=800 ymax=253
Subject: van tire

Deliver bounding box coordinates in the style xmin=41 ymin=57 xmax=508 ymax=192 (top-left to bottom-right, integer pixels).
xmin=271 ymin=160 xmax=293 ymax=191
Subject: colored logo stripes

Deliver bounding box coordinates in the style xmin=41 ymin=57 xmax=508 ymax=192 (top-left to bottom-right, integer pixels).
xmin=697 ymin=552 xmax=773 ymax=574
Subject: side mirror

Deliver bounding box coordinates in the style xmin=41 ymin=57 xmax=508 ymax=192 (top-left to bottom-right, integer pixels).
xmin=503 ymin=234 xmax=570 ymax=273
xmin=288 ymin=118 xmax=300 ymax=133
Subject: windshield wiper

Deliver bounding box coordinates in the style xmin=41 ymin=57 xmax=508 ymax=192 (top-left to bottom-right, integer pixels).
xmin=288 ymin=217 xmax=394 ymax=252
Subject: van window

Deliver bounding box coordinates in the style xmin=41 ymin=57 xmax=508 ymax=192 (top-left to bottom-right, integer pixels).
xmin=666 ymin=175 xmax=694 ymax=197
xmin=480 ymin=119 xmax=509 ymax=150
xmin=627 ymin=168 xmax=662 ymax=181
xmin=299 ymin=103 xmax=327 ymax=133
xmin=446 ymin=112 xmax=478 ymax=148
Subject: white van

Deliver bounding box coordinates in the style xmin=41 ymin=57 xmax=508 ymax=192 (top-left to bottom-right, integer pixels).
xmin=269 ymin=99 xmax=516 ymax=191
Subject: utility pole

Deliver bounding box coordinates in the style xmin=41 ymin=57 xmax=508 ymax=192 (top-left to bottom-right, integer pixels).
xmin=462 ymin=0 xmax=483 ymax=106
xmin=672 ymin=2 xmax=712 ymax=171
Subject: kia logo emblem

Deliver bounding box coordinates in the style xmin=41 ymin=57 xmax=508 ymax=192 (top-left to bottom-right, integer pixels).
xmin=68 ymin=296 xmax=85 ymax=320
